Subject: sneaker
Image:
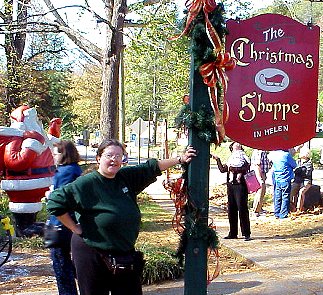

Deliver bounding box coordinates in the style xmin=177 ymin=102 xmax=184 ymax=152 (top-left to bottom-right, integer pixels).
xmin=244 ymin=236 xmax=252 ymax=241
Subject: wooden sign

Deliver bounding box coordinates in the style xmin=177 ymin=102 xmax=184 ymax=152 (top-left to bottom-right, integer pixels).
xmin=225 ymin=14 xmax=320 ymax=150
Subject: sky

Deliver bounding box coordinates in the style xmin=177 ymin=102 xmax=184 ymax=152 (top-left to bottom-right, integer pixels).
xmin=250 ymin=0 xmax=275 ymax=11
xmin=176 ymin=0 xmax=276 ymax=19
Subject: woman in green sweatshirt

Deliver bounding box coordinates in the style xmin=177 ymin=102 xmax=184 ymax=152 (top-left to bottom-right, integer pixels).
xmin=47 ymin=139 xmax=196 ymax=295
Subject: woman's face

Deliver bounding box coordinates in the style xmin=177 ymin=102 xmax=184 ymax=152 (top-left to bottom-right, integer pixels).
xmin=97 ymin=145 xmax=124 ymax=178
xmin=53 ymin=146 xmax=62 ymax=165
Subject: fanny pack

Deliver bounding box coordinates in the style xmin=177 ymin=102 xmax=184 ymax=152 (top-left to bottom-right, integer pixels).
xmin=97 ymin=249 xmax=145 ymax=276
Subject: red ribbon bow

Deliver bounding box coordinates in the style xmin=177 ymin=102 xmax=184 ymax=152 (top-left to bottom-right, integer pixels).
xmin=199 ymin=52 xmax=237 ymax=144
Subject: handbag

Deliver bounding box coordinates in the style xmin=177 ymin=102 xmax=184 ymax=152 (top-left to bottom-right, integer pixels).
xmin=244 ymin=170 xmax=261 ymax=194
xmin=43 ymin=221 xmax=72 ymax=249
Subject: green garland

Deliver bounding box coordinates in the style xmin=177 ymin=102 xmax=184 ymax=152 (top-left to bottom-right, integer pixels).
xmin=175 ymin=3 xmax=228 ymax=145
xmin=173 ymin=167 xmax=220 ymax=268
xmin=189 ymin=3 xmax=227 ymax=68
xmin=175 ymin=104 xmax=218 ymax=143
xmin=173 ymin=1 xmax=227 ymax=270
xmin=175 ymin=208 xmax=220 ymax=266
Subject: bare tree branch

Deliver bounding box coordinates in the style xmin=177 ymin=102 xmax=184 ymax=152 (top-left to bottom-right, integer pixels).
xmin=41 ymin=0 xmax=103 ymax=63
xmin=40 ymin=2 xmax=114 ymax=30
xmin=26 ymin=48 xmax=67 ymax=62
xmin=57 ymin=23 xmax=103 ymax=63
xmin=42 ymin=0 xmax=68 ymax=26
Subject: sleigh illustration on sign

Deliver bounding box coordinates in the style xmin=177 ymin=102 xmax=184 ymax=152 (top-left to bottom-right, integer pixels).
xmin=259 ymin=74 xmax=285 ymax=87
xmin=255 ymin=68 xmax=289 ymax=93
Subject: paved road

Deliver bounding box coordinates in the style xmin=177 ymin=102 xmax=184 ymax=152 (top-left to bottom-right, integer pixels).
xmin=75 ymin=145 xmax=97 ymax=162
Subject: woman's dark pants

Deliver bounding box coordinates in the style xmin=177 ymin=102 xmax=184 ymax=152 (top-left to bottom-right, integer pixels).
xmin=71 ymin=234 xmax=142 ymax=295
xmin=227 ymin=183 xmax=251 ymax=237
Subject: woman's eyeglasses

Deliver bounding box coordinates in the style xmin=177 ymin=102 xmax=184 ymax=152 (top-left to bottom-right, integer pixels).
xmin=101 ymin=153 xmax=123 ymax=160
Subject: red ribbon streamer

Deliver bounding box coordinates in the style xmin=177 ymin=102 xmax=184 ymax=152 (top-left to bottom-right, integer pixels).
xmin=207 ymin=248 xmax=220 ymax=284
xmin=170 ymin=0 xmax=218 ymax=42
xmin=207 ymin=218 xmax=220 ymax=284
xmin=163 ymin=177 xmax=188 ymax=235
xmin=170 ymin=0 xmax=236 ymax=144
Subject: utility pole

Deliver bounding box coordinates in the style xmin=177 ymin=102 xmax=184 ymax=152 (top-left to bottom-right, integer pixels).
xmin=119 ymin=45 xmax=126 ymax=143
xmin=184 ymin=62 xmax=210 ymax=295
xmin=119 ymin=20 xmax=144 ymax=143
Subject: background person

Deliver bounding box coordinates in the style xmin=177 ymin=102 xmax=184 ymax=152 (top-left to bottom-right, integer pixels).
xmin=268 ymin=149 xmax=297 ymax=219
xmin=47 ymin=139 xmax=196 ymax=295
xmin=250 ymin=149 xmax=271 ymax=217
xmin=47 ymin=140 xmax=82 ymax=295
xmin=212 ymin=142 xmax=251 ymax=241
xmin=226 ymin=143 xmax=250 ymax=183
xmin=122 ymin=143 xmax=129 ymax=165
xmin=290 ymin=147 xmax=313 ymax=211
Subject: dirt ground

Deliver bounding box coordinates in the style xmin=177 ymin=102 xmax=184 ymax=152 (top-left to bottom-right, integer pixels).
xmin=0 ymin=249 xmax=56 ymax=294
xmin=1 ymin=201 xmax=322 ymax=294
xmin=0 ymin=243 xmax=257 ymax=294
xmin=0 ymin=225 xmax=257 ymax=295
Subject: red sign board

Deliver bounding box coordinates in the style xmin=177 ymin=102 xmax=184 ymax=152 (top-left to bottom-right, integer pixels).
xmin=225 ymin=14 xmax=320 ymax=150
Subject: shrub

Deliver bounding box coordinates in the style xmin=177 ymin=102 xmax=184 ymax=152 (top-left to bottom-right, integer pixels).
xmin=13 ymin=236 xmax=44 ymax=249
xmin=137 ymin=191 xmax=152 ymax=203
xmin=311 ymin=148 xmax=321 ymax=167
xmin=137 ymin=244 xmax=183 ymax=285
xmin=0 ymin=191 xmax=10 ymax=216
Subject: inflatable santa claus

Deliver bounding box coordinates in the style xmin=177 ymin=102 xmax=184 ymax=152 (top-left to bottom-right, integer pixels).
xmin=0 ymin=105 xmax=61 ymax=237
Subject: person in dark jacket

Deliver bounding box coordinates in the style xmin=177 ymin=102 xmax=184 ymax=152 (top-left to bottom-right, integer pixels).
xmin=290 ymin=148 xmax=313 ymax=211
xmin=211 ymin=142 xmax=251 ymax=241
xmin=47 ymin=139 xmax=196 ymax=295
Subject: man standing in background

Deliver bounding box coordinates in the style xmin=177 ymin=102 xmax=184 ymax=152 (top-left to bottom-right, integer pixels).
xmin=268 ymin=149 xmax=297 ymax=219
xmin=250 ymin=149 xmax=270 ymax=217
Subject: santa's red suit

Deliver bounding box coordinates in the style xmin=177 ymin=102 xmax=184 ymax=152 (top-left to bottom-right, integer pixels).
xmin=0 ymin=105 xmax=61 ymax=236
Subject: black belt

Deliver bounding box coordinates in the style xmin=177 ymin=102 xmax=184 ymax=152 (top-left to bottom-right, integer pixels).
xmin=6 ymin=165 xmax=56 ymax=176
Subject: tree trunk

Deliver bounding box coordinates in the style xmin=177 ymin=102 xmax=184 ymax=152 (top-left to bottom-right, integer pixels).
xmin=100 ymin=0 xmax=126 ymax=140
xmin=4 ymin=0 xmax=29 ymax=117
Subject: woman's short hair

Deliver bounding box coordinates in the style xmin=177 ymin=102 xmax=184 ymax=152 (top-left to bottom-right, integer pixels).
xmin=96 ymin=139 xmax=125 ymax=157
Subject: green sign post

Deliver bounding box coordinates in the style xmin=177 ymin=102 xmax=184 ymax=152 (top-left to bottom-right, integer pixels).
xmin=184 ymin=64 xmax=211 ymax=294
xmin=172 ymin=2 xmax=229 ymax=294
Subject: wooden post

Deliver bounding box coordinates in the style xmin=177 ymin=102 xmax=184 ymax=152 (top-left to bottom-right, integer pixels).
xmin=138 ymin=118 xmax=142 ymax=164
xmin=184 ymin=62 xmax=210 ymax=294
